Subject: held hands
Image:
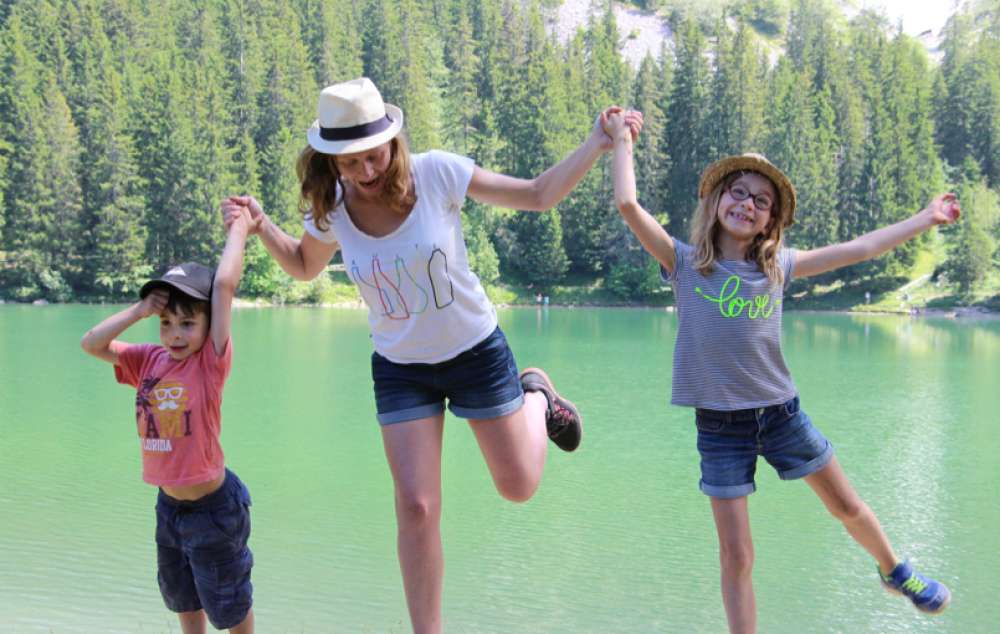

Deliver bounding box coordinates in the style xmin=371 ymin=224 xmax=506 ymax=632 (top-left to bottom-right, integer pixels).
xmin=220 ymin=195 xmax=265 ymax=235
xmin=137 ymin=288 xmax=168 ymax=319
xmin=594 ymin=107 xmax=643 ymax=152
xmin=227 ymin=203 xmax=255 ymax=238
xmin=919 ymin=193 xmax=961 ymax=227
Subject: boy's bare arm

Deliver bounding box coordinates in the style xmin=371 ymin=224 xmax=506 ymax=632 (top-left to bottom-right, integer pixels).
xmin=81 ymin=290 xmax=167 ymax=364
xmin=211 ymin=207 xmax=252 ymax=356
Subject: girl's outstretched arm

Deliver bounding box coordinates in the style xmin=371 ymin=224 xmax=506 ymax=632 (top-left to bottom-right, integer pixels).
xmin=793 ymin=193 xmax=960 ymax=279
xmin=608 ymin=110 xmax=676 ymax=273
xmin=467 ymin=108 xmax=642 ymax=211
xmin=80 ymin=290 xmax=167 ymax=365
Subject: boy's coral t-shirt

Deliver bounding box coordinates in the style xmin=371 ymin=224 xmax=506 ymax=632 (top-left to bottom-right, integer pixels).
xmin=114 ymin=339 xmax=231 ymax=487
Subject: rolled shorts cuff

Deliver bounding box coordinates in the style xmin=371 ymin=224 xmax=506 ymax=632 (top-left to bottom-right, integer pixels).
xmin=700 ymin=480 xmax=756 ymax=499
xmin=377 ymin=402 xmax=446 ymax=426
xmin=779 ymin=441 xmax=835 ymax=480
xmin=449 ymin=393 xmax=524 ymax=421
xmin=210 ymin=600 xmax=253 ymax=630
xmin=164 ymin=598 xmax=203 ymax=614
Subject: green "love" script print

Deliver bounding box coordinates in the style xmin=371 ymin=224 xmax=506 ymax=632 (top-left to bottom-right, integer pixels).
xmin=694 ymin=275 xmax=780 ymax=319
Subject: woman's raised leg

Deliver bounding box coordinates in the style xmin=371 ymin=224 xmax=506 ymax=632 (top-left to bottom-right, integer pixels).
xmin=468 ymin=390 xmax=550 ymax=502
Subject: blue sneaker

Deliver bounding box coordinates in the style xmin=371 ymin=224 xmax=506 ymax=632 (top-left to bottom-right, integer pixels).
xmin=879 ymin=560 xmax=951 ymax=614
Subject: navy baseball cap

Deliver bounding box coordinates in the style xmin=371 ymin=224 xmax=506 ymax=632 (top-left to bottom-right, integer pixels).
xmin=139 ymin=262 xmax=214 ymax=300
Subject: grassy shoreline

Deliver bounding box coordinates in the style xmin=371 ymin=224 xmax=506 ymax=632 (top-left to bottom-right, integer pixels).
xmin=8 ymin=272 xmax=997 ymax=317
xmin=227 ymin=276 xmax=999 ymax=318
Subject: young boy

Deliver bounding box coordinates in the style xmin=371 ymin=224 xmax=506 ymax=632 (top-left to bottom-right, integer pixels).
xmin=81 ymin=208 xmax=256 ymax=633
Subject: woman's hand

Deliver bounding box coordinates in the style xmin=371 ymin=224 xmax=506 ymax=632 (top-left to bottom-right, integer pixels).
xmin=919 ymin=193 xmax=961 ymax=226
xmin=220 ymin=195 xmax=265 ymax=234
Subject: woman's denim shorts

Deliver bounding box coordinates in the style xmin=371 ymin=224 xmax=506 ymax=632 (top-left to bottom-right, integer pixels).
xmin=371 ymin=326 xmax=524 ymax=425
xmin=694 ymin=396 xmax=834 ymax=499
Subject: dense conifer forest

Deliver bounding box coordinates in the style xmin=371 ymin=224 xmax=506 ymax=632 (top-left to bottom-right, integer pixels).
xmin=1 ymin=0 xmax=997 ymax=306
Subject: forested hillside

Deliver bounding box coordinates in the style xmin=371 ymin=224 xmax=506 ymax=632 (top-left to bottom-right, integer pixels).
xmin=1 ymin=0 xmax=997 ymax=306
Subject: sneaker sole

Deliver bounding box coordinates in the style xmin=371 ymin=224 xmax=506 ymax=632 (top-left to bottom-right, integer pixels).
xmin=520 ymin=367 xmax=583 ymax=449
xmin=881 ymin=584 xmax=951 ymax=615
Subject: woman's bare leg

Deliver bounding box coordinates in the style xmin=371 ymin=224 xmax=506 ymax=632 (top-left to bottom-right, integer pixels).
xmin=381 ymin=415 xmax=446 ymax=634
xmin=469 ymin=391 xmax=549 ymax=502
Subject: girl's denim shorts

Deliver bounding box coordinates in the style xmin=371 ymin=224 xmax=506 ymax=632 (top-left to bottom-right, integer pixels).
xmin=694 ymin=396 xmax=834 ymax=499
xmin=371 ymin=326 xmax=524 ymax=425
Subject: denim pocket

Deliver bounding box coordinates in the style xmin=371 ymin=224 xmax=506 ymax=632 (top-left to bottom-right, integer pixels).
xmin=772 ymin=396 xmax=800 ymax=425
xmin=695 ymin=415 xmax=726 ymax=433
xmin=466 ymin=327 xmax=505 ymax=358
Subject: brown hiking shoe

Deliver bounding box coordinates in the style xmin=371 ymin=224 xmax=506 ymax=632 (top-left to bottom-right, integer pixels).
xmin=519 ymin=367 xmax=582 ymax=452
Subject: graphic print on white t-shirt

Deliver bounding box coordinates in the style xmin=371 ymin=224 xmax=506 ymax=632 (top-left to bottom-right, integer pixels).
xmin=348 ymin=243 xmax=450 ymax=319
xmin=427 ymin=246 xmax=454 ymax=309
xmin=303 ymin=150 xmax=498 ymax=363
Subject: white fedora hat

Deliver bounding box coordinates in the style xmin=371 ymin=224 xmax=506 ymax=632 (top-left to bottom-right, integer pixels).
xmin=307 ymin=77 xmax=404 ymax=155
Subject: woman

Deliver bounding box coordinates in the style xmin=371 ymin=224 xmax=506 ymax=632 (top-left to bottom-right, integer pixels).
xmin=221 ymin=77 xmax=639 ymax=633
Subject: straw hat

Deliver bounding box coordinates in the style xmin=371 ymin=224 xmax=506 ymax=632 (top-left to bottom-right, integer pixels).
xmin=307 ymin=77 xmax=404 ymax=155
xmin=698 ymin=153 xmax=796 ymax=227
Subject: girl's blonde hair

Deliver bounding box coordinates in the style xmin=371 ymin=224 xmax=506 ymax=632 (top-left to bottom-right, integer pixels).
xmin=295 ymin=135 xmax=416 ymax=230
xmin=689 ymin=170 xmax=786 ymax=286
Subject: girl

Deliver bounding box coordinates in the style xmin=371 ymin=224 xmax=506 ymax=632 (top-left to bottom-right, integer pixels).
xmin=606 ymin=110 xmax=956 ymax=633
xmin=221 ymin=78 xmax=639 ymax=634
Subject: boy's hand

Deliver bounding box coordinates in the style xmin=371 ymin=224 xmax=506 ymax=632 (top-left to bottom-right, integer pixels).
xmin=221 ymin=195 xmax=264 ymax=235
xmin=137 ymin=288 xmax=168 ymax=319
xmin=920 ymin=193 xmax=961 ymax=226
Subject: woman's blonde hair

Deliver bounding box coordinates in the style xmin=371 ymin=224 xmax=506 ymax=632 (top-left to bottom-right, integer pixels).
xmin=295 ymin=135 xmax=416 ymax=230
xmin=689 ymin=170 xmax=786 ymax=286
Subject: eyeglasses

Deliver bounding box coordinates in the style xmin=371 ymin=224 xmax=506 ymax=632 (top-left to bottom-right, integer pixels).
xmin=154 ymin=386 xmax=184 ymax=401
xmin=727 ymin=183 xmax=774 ymax=212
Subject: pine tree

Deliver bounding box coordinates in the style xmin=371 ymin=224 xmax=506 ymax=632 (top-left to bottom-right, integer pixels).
xmin=848 ymin=13 xmax=899 ymax=279
xmin=299 ymin=0 xmax=363 ymax=87
xmin=493 ymin=1 xmax=569 ymax=285
xmin=558 ymin=2 xmax=628 ymax=275
xmin=441 ymin=2 xmax=479 ymax=155
xmin=711 ymin=15 xmax=766 ymax=156
xmin=253 ymin=1 xmax=316 ymax=232
xmin=943 ymin=159 xmax=999 ymax=293
xmin=632 ymin=53 xmax=666 ymax=216
xmin=1 ymin=10 xmax=84 ymax=300
xmin=661 ymin=17 xmax=711 ymax=237
xmin=68 ymin=1 xmax=147 ymax=297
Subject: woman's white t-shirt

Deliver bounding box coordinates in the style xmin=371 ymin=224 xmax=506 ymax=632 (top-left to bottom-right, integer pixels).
xmin=303 ymin=150 xmax=497 ymax=364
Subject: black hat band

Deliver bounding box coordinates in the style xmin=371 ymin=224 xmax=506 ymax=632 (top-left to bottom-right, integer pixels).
xmin=319 ymin=115 xmax=393 ymax=141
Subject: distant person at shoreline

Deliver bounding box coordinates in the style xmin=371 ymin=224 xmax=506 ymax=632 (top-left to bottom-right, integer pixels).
xmin=80 ymin=208 xmax=257 ymax=632
xmin=607 ymin=110 xmax=958 ymax=632
xmin=220 ymin=77 xmax=640 ymax=633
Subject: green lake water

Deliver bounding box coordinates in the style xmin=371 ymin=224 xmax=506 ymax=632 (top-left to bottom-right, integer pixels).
xmin=1 ymin=304 xmax=997 ymax=633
